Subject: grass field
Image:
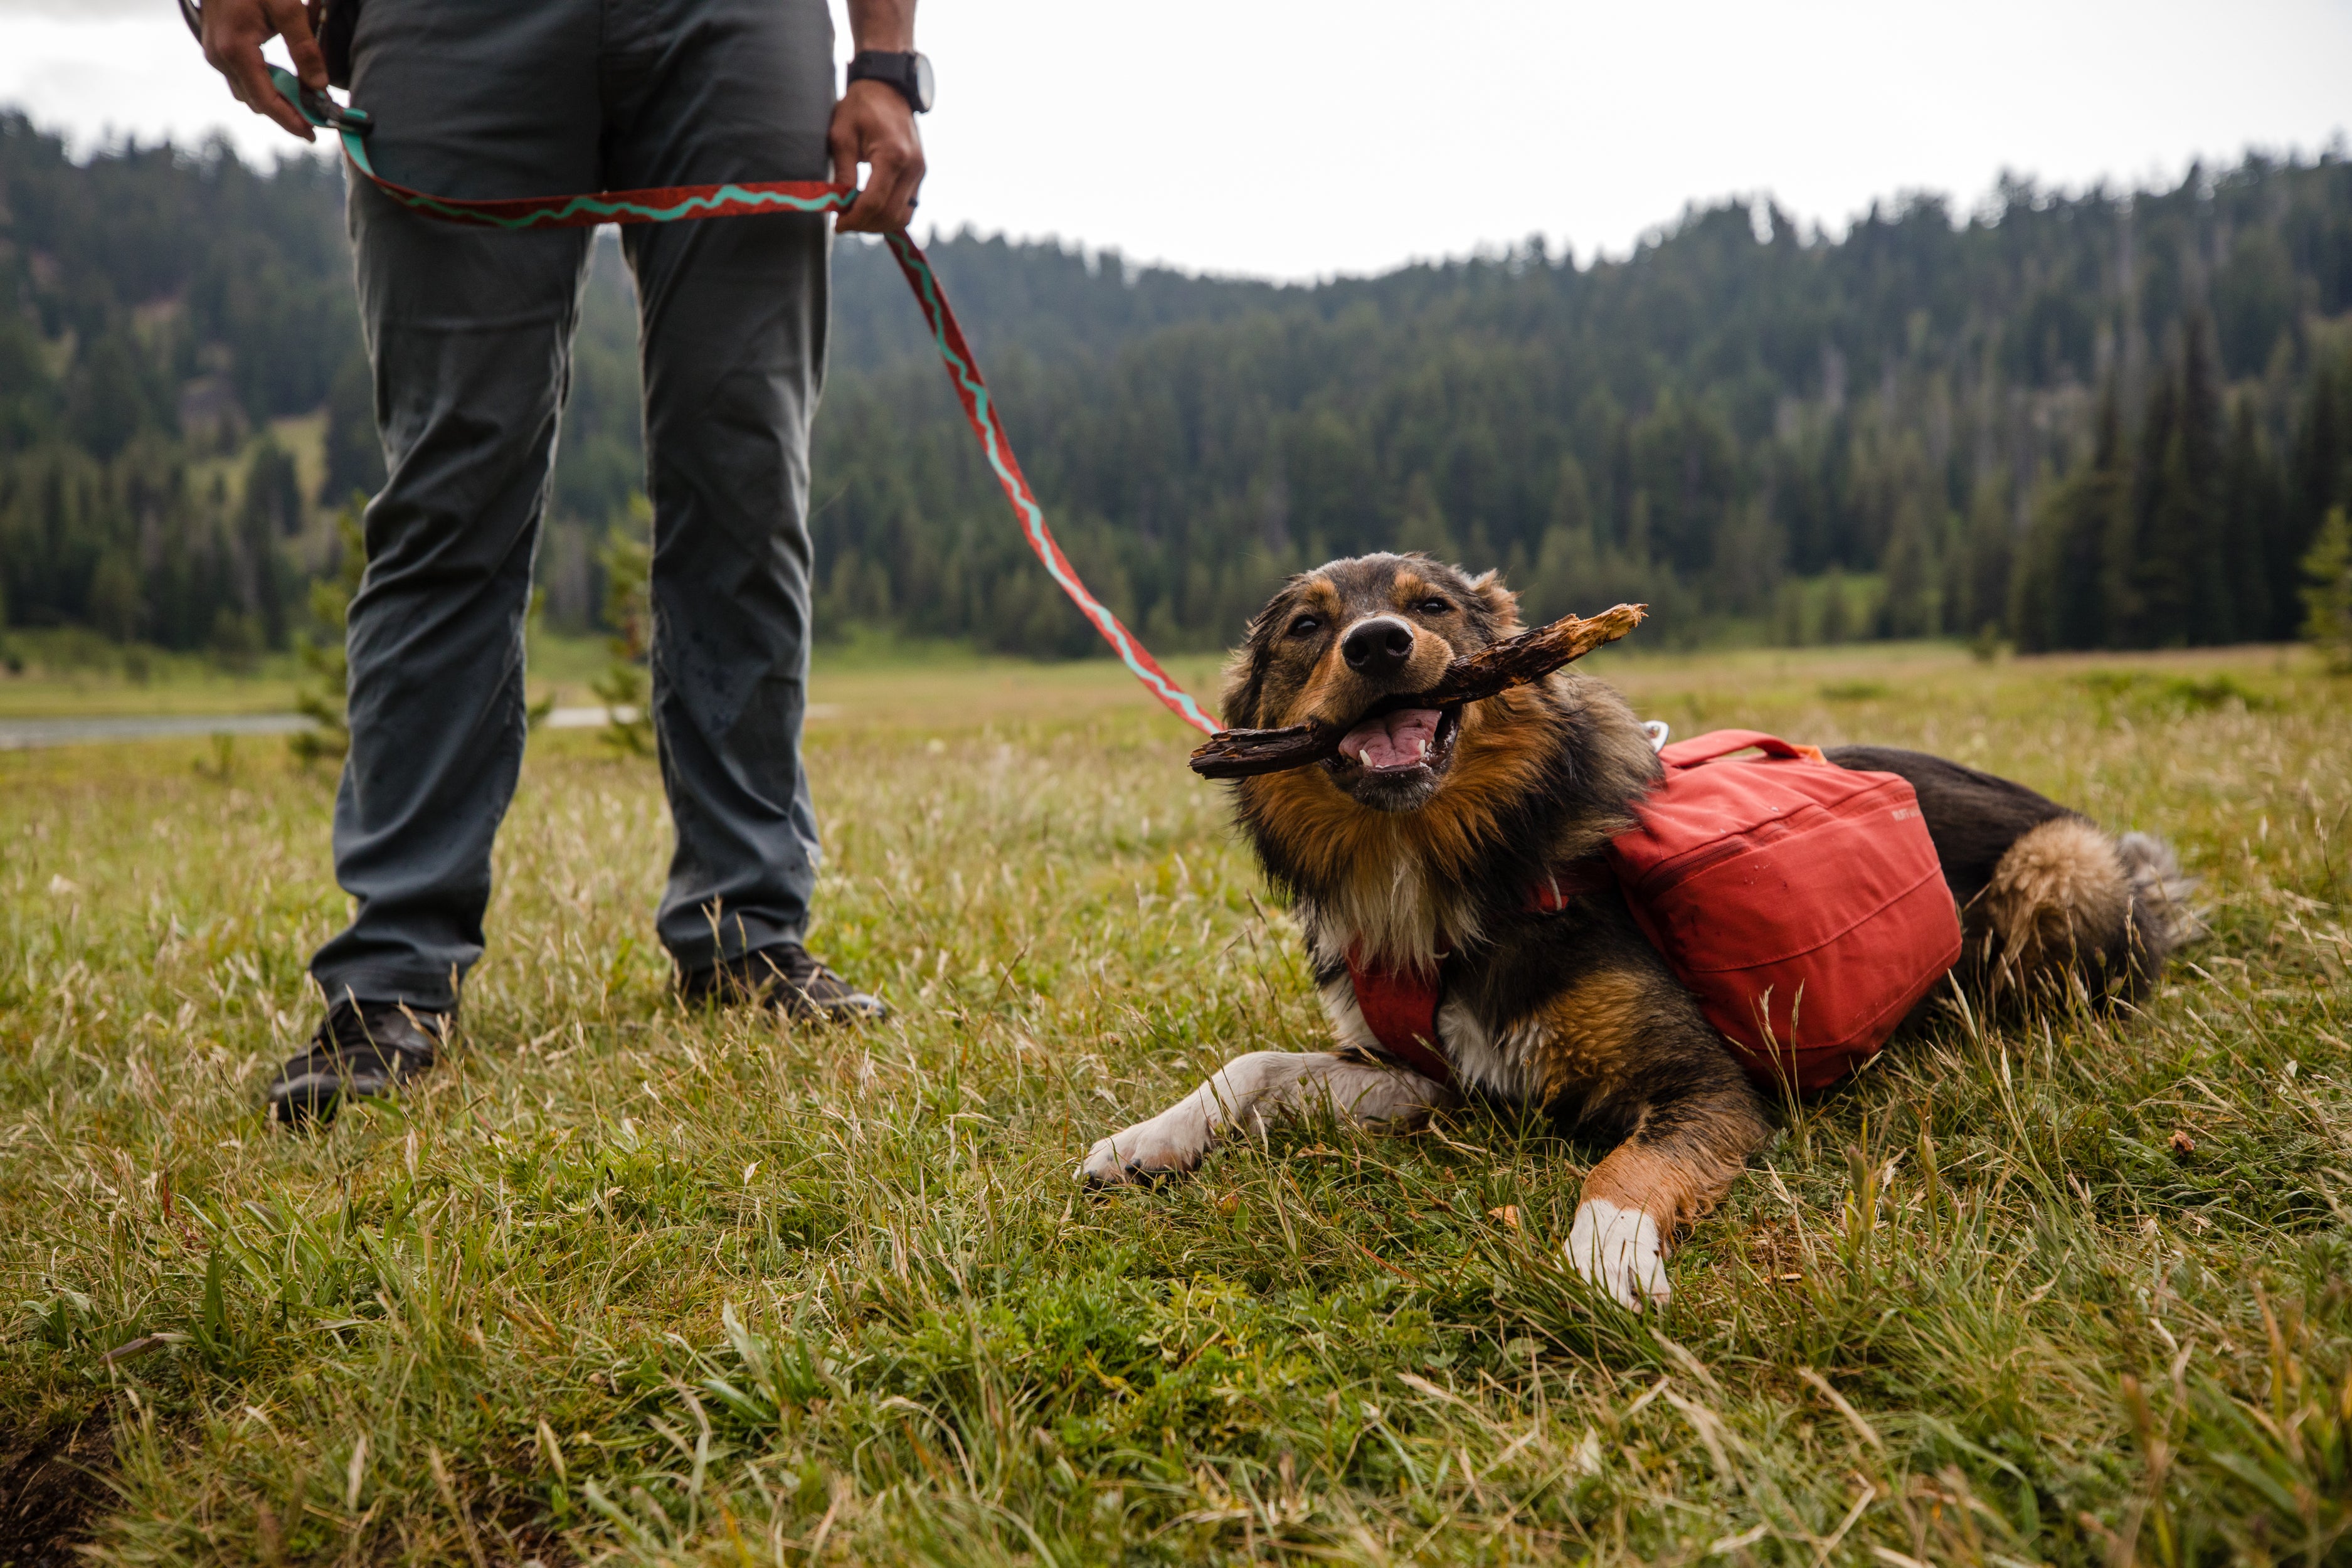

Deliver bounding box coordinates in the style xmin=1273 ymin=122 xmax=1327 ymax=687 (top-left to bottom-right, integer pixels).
xmin=2 ymin=642 xmax=2348 ymax=1566
xmin=0 ymin=630 xmax=630 ymax=722
xmin=0 ymin=629 xmax=1054 ymax=723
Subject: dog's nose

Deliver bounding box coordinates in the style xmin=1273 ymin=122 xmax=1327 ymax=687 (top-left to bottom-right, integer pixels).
xmin=1341 ymin=616 xmax=1416 ymax=677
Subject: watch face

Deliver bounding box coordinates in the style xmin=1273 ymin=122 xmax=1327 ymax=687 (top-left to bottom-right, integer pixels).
xmin=912 ymin=53 xmax=935 ymax=112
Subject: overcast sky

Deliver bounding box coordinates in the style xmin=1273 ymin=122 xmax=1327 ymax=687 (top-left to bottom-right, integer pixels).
xmin=3 ymin=0 xmax=2346 ymax=280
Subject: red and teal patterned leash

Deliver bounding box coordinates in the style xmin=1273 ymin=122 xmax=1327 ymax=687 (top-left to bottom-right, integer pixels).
xmin=261 ymin=65 xmax=1221 ymax=738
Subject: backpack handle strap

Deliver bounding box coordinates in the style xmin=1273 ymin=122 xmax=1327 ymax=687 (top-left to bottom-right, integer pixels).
xmin=1658 ymin=729 xmax=1828 ymax=769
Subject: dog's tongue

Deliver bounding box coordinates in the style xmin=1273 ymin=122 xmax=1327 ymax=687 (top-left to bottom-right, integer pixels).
xmin=1338 ymin=708 xmax=1443 ymax=771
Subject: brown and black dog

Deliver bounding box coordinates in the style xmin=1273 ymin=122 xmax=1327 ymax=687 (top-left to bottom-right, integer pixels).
xmin=1079 ymin=553 xmax=2196 ymax=1307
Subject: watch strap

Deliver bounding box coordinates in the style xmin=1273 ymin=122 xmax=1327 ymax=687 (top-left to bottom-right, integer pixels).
xmin=847 ymin=51 xmax=929 ymax=114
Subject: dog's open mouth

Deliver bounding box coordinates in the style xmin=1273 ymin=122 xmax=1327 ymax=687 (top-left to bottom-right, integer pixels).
xmin=1331 ymin=705 xmax=1460 ymax=777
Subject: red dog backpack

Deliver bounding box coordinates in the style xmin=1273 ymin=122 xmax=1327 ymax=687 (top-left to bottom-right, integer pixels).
xmin=1604 ymin=730 xmax=1961 ymax=1091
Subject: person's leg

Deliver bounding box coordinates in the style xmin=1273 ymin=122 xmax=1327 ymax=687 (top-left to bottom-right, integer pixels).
xmin=304 ymin=0 xmax=598 ymax=1017
xmin=598 ymin=0 xmax=843 ymax=977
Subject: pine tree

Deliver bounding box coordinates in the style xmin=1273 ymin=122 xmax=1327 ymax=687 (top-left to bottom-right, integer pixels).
xmin=236 ymin=437 xmax=302 ymax=648
xmin=1820 ymin=566 xmax=1851 ymax=644
xmin=592 ymin=494 xmax=655 ymax=757
xmin=2017 ymin=383 xmax=2125 ymax=651
xmin=1395 ymin=474 xmax=1458 ymax=562
xmin=2220 ymin=398 xmax=2276 ymax=638
xmin=1878 ymin=497 xmax=1939 ymax=638
xmin=1951 ymin=478 xmax=2013 ymax=643
xmin=320 ymin=349 xmax=387 ymax=505
xmin=2303 ymin=506 xmax=2352 ymax=672
xmin=1550 ymin=455 xmax=1594 ymax=540
xmin=289 ymin=499 xmax=368 ymax=766
xmin=2104 ymin=366 xmax=2169 ymax=647
xmin=2284 ymin=356 xmax=2351 ymax=633
xmin=2176 ymin=317 xmax=2230 ymax=641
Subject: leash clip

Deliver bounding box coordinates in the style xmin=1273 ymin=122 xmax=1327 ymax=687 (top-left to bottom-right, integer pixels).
xmin=266 ymin=63 xmax=371 ymax=138
xmin=297 ymin=78 xmax=373 ymax=138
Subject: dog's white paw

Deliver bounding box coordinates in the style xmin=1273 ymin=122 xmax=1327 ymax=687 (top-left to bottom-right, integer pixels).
xmin=1078 ymin=1113 xmax=1207 ymax=1186
xmin=1565 ymin=1198 xmax=1670 ymax=1309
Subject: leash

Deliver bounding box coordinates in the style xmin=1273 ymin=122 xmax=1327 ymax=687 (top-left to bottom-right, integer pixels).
xmin=209 ymin=40 xmax=1219 ymax=736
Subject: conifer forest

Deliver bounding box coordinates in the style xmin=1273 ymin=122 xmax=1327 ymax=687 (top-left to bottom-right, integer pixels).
xmin=3 ymin=112 xmax=2349 ymax=660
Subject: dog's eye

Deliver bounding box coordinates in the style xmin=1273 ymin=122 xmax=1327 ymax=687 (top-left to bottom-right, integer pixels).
xmin=1419 ymin=598 xmax=1453 ymax=615
xmin=1287 ymin=614 xmax=1322 ymax=638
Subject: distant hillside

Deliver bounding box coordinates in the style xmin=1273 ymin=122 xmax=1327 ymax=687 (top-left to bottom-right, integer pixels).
xmin=3 ymin=110 xmax=2349 ymax=661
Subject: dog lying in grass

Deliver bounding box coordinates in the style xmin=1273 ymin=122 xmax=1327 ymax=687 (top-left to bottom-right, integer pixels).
xmin=1079 ymin=552 xmax=2196 ymax=1308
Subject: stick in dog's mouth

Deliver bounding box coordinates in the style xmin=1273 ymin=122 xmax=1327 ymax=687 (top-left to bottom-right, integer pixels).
xmin=1188 ymin=603 xmax=1646 ymax=780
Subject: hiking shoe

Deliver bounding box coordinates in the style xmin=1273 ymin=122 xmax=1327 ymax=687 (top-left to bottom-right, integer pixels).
xmin=680 ymin=943 xmax=888 ymax=1022
xmin=267 ymin=999 xmax=445 ymax=1125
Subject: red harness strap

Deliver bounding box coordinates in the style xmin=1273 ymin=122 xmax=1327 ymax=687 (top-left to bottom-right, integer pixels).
xmin=1345 ymin=857 xmax=1612 ymax=1085
xmin=1525 ymin=856 xmax=1616 ymax=913
xmin=1344 ymin=950 xmax=1454 ymax=1086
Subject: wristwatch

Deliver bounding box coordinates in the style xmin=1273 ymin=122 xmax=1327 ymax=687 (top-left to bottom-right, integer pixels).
xmin=846 ymin=51 xmax=935 ymax=114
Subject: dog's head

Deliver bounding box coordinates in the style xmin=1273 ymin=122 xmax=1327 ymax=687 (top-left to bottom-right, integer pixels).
xmin=1222 ymin=553 xmax=1522 ymax=813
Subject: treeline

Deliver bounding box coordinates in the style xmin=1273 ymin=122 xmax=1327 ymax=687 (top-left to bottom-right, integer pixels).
xmin=3 ymin=105 xmax=2350 ymax=663
xmin=0 ymin=115 xmax=371 ymax=655
xmin=0 ymin=110 xmax=1287 ymax=654
xmin=2011 ymin=320 xmax=2347 ymax=650
xmin=808 ymin=162 xmax=2352 ymax=655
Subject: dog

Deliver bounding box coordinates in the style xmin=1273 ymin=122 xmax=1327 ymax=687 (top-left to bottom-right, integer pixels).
xmin=1079 ymin=553 xmax=2196 ymax=1308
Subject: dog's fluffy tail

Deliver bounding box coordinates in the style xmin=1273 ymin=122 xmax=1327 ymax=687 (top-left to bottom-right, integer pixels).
xmin=2116 ymin=829 xmax=2201 ymax=972
xmin=1978 ymin=818 xmax=2198 ymax=1004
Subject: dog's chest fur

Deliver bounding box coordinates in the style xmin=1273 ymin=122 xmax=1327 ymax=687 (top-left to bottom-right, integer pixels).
xmin=1238 ymin=670 xmax=1667 ymax=1106
xmin=1312 ymin=955 xmax=1550 ymax=1102
xmin=1298 ymin=880 xmax=1559 ymax=1104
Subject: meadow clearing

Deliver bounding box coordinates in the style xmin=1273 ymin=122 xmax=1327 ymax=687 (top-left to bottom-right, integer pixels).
xmin=1 ymin=640 xmax=2348 ymax=1566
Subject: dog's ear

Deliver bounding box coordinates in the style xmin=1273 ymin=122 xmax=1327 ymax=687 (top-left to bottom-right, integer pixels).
xmin=1219 ymin=646 xmax=1263 ymax=731
xmin=1221 ymin=587 xmax=1294 ymax=730
xmin=1466 ymin=569 xmax=1523 ymax=637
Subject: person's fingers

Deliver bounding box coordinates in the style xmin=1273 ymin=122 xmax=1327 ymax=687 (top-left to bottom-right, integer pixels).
xmin=827 ymin=112 xmax=859 ymax=193
xmin=233 ymin=53 xmax=315 ymax=140
xmin=269 ymin=0 xmax=329 ymax=89
xmin=829 ymin=85 xmax=925 ymax=233
xmin=830 ymin=130 xmax=891 ymax=231
xmin=203 ymin=0 xmax=315 ymax=141
xmin=835 ymin=132 xmax=886 ymax=232
xmin=847 ymin=161 xmax=910 ymax=231
xmin=839 ymin=164 xmax=889 ymax=232
xmin=876 ymin=140 xmax=926 ymax=230
xmin=849 ymin=129 xmax=923 ymax=232
xmin=890 ymin=142 xmax=929 ymax=228
xmin=871 ymin=161 xmax=916 ymax=231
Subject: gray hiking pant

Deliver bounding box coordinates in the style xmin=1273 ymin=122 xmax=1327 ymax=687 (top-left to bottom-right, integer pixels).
xmin=310 ymin=0 xmax=836 ymax=1011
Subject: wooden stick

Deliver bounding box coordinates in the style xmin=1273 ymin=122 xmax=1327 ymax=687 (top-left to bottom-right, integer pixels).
xmin=1189 ymin=603 xmax=1646 ymax=779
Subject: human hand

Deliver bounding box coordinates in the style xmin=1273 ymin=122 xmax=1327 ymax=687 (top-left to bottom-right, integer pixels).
xmin=198 ymin=0 xmax=328 ymax=143
xmin=829 ymin=80 xmax=926 ymax=233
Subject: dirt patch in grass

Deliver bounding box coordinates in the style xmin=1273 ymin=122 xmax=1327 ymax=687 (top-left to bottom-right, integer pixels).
xmin=0 ymin=1409 xmax=114 ymax=1568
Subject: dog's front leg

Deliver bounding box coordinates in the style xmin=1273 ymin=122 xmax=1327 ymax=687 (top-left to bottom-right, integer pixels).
xmin=1565 ymin=1078 xmax=1771 ymax=1309
xmin=1079 ymin=1051 xmax=1453 ymax=1186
